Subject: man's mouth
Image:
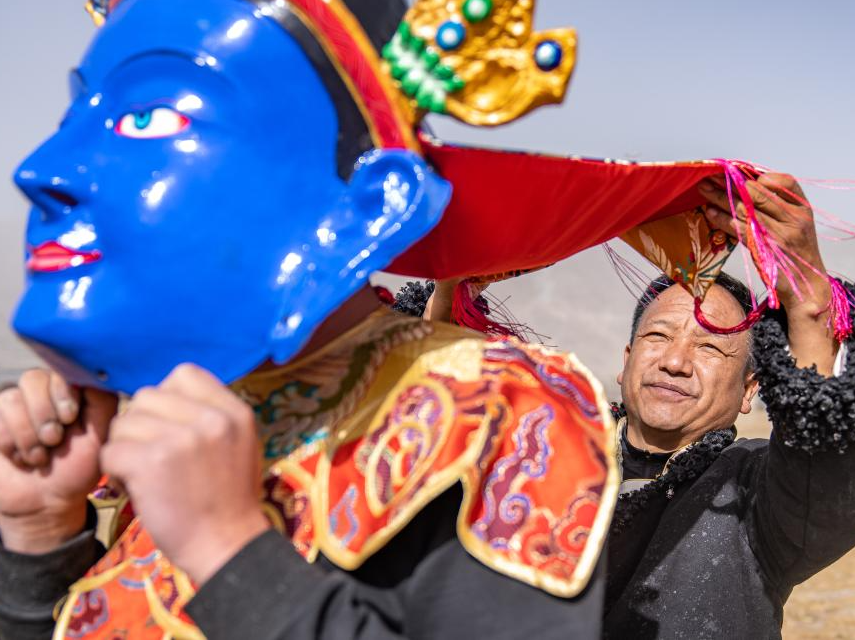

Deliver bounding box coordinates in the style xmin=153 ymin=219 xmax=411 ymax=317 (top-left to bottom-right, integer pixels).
xmin=645 ymin=382 xmax=694 ymax=399
xmin=26 ymin=241 xmax=102 ymax=273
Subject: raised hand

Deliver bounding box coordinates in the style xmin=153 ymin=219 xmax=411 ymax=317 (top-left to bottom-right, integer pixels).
xmin=0 ymin=370 xmax=118 ymax=553
xmin=699 ymin=173 xmax=839 ymax=374
xmin=699 ymin=172 xmax=829 ymax=309
xmin=100 ymin=364 xmax=270 ymax=585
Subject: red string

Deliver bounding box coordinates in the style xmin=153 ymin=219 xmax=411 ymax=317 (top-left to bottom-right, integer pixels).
xmin=451 ymin=280 xmax=517 ymax=338
xmin=373 ymin=286 xmax=395 ymax=306
xmin=693 ymin=297 xmax=769 ymax=335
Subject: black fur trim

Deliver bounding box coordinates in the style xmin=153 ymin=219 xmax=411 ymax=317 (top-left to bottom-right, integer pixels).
xmin=754 ymin=280 xmax=855 ymax=454
xmin=392 ymin=281 xmax=435 ymax=318
xmin=610 ymin=427 xmax=736 ymax=536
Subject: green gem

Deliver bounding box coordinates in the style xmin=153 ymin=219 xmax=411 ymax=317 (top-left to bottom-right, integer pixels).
xmin=421 ymin=48 xmax=441 ymax=70
xmin=415 ymin=84 xmax=435 ymax=109
xmin=434 ymin=64 xmax=455 ymax=80
xmin=401 ymin=68 xmax=427 ymax=96
xmin=410 ymin=34 xmax=426 ymax=54
xmin=462 ymin=0 xmax=492 ymax=23
xmin=398 ymin=21 xmax=412 ymax=42
xmin=446 ymin=75 xmax=466 ymax=93
xmin=390 ymin=62 xmax=409 ymax=80
xmin=429 ymin=90 xmax=448 ymax=114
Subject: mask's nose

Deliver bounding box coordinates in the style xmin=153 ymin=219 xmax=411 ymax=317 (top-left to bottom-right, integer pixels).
xmin=14 ymin=146 xmax=89 ymax=221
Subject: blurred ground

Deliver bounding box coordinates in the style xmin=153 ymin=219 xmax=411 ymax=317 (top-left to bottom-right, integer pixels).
xmin=738 ymin=412 xmax=855 ymax=640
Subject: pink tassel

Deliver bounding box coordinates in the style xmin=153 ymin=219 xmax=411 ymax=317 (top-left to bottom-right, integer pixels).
xmin=828 ymin=277 xmax=853 ymax=342
xmin=451 ymin=279 xmax=517 ymax=338
xmin=714 ymin=159 xmax=786 ymax=310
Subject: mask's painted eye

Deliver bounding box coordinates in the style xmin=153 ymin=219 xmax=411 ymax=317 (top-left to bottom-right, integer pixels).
xmin=115 ymin=108 xmax=190 ymax=139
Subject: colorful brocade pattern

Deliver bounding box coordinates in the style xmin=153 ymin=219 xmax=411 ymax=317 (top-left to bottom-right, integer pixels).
xmin=621 ymin=206 xmax=738 ymax=301
xmin=55 ymin=309 xmax=617 ymax=638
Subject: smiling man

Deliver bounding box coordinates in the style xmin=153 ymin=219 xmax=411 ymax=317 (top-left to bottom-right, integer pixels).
xmin=403 ymin=171 xmax=855 ymax=639
xmin=603 ymin=173 xmax=855 ymax=639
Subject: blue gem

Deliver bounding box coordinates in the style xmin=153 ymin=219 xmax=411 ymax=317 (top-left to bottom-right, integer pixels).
xmin=534 ymin=40 xmax=563 ymax=71
xmin=89 ymin=0 xmax=110 ymax=18
xmin=436 ymin=21 xmax=466 ymax=51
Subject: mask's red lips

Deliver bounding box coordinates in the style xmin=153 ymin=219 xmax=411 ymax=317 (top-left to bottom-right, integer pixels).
xmin=26 ymin=241 xmax=102 ymax=273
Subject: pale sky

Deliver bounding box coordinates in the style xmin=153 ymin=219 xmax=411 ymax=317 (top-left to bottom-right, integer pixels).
xmin=1 ymin=1 xmax=853 ymax=398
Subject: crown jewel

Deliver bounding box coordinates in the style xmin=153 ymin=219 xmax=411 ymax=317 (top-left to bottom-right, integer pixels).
xmin=382 ymin=0 xmax=577 ymax=127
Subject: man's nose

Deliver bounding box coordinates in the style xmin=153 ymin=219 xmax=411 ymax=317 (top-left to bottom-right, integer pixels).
xmin=658 ymin=340 xmax=693 ymax=377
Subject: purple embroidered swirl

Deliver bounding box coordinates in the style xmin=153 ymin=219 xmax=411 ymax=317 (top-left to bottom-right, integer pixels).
xmin=474 ymin=405 xmax=554 ymax=549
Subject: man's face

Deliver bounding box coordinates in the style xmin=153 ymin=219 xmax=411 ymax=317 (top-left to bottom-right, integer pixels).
xmin=11 ymin=0 xmax=447 ymax=393
xmin=619 ymin=284 xmax=757 ymax=442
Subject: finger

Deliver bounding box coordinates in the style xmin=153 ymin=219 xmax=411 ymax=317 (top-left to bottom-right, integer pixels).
xmin=758 ymin=172 xmax=807 ymax=205
xmin=128 ymin=387 xmax=234 ymax=440
xmin=0 ymin=387 xmax=47 ymax=467
xmin=99 ymin=439 xmax=143 ymax=485
xmin=101 ymin=421 xmax=197 ymax=481
xmin=18 ymin=369 xmax=66 ymax=447
xmin=744 ymin=181 xmax=787 ymax=223
xmin=707 ymin=173 xmax=727 ymax=188
xmin=108 ymin=410 xmax=172 ymax=443
xmin=703 ymin=206 xmax=741 ymax=238
xmin=0 ymin=412 xmax=16 ymax=459
xmin=698 ymin=181 xmax=748 ymax=224
xmin=81 ymin=388 xmax=120 ymax=445
xmin=161 ymin=364 xmax=252 ymax=427
xmin=49 ymin=372 xmax=81 ymax=425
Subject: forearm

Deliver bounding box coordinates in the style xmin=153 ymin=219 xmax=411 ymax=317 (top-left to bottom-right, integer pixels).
xmin=757 ymin=283 xmax=854 ymax=453
xmin=186 ymin=530 xmax=405 ymax=640
xmin=750 ymin=286 xmax=855 ymax=584
xmin=0 ymin=520 xmax=104 ymax=640
xmin=780 ymin=274 xmax=839 ymax=376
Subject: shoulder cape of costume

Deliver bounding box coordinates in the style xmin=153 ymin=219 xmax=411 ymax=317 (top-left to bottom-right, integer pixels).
xmin=55 ymin=310 xmax=618 ymax=638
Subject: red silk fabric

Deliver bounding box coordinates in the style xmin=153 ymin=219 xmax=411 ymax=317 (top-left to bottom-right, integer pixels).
xmin=389 ymin=135 xmax=724 ymax=279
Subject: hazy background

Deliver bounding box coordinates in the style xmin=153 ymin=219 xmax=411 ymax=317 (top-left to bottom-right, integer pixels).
xmin=1 ymin=0 xmax=854 ymax=400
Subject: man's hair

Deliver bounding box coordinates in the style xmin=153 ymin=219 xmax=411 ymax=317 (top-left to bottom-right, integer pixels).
xmin=630 ymin=273 xmax=756 ymax=371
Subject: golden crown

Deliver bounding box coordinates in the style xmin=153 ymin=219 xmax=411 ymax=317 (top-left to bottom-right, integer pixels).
xmin=382 ymin=0 xmax=577 ymax=127
xmin=85 ymin=0 xmax=577 ymax=133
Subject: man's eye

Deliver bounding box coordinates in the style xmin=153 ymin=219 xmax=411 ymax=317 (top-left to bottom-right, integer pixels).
xmin=700 ymin=343 xmax=724 ymax=354
xmin=115 ymin=108 xmax=190 ymax=139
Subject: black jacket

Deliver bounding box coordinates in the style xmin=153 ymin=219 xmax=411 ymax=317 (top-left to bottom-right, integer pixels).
xmin=605 ymin=301 xmax=855 ymax=639
xmin=0 ymin=484 xmax=603 ymax=640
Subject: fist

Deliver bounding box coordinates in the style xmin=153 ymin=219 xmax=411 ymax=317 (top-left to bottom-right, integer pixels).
xmin=0 ymin=370 xmax=118 ymax=553
xmin=101 ymin=364 xmax=270 ymax=585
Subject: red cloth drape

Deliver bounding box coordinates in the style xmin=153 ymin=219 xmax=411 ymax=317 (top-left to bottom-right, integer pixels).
xmin=389 ymin=135 xmax=723 ymax=279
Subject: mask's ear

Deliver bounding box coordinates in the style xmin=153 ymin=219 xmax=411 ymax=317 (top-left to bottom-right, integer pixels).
xmin=268 ymin=149 xmax=451 ymax=364
xmin=341 ymin=149 xmax=452 ymax=266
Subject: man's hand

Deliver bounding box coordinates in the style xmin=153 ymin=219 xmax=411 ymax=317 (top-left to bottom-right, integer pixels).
xmin=699 ymin=173 xmax=839 ymax=374
xmin=100 ymin=364 xmax=270 ymax=586
xmin=0 ymin=370 xmax=117 ymax=553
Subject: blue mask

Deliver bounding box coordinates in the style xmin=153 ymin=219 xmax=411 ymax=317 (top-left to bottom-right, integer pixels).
xmin=11 ymin=0 xmax=451 ymax=394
